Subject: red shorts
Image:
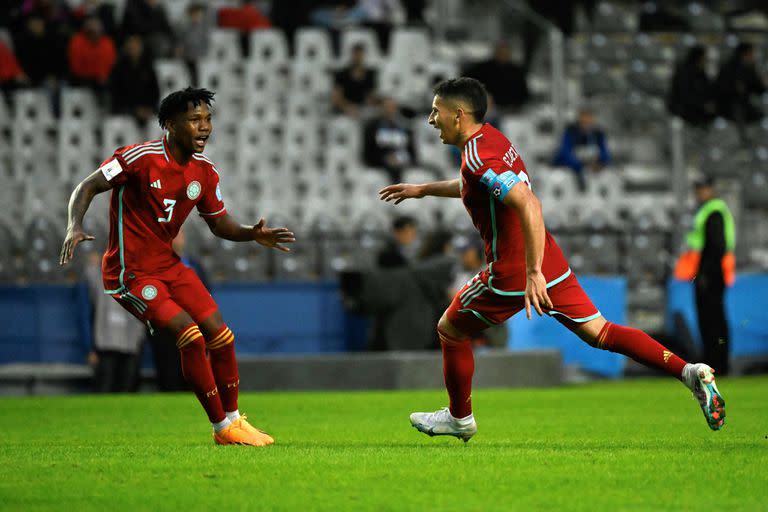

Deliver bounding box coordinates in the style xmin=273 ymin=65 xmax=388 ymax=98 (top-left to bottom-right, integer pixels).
xmin=445 ymin=268 xmax=601 ymax=336
xmin=106 ymin=262 xmax=217 ymax=329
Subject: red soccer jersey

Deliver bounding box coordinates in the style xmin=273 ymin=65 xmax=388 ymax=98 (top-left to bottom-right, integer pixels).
xmin=460 ymin=123 xmax=571 ymax=293
xmin=97 ymin=137 xmax=226 ymax=292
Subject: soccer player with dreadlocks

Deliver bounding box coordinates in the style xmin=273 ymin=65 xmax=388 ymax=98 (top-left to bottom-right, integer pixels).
xmin=60 ymin=87 xmax=294 ymax=446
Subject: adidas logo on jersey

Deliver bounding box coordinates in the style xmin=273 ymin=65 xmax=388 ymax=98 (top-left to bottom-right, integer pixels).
xmin=150 ymin=180 xmax=162 ymax=189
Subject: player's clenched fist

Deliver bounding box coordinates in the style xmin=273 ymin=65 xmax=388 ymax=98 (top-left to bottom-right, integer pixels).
xmin=251 ymin=217 xmax=296 ymax=252
xmin=59 ymin=228 xmax=95 ymax=266
xmin=378 ymin=183 xmax=425 ymax=204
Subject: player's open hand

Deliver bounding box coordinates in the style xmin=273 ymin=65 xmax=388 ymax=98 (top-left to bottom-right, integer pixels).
xmin=59 ymin=227 xmax=95 ymax=266
xmin=379 ymin=183 xmax=424 ymax=205
xmin=524 ymin=270 xmax=553 ymax=320
xmin=251 ymin=218 xmax=295 ymax=252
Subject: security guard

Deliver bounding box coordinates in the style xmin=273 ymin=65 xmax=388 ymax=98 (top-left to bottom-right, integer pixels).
xmin=676 ymin=176 xmax=735 ymax=375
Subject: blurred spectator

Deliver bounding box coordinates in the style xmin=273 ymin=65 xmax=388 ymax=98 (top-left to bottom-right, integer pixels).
xmin=13 ymin=14 xmax=67 ymax=87
xmin=218 ymin=0 xmax=271 ymax=57
xmin=269 ymin=0 xmax=313 ymax=51
xmin=71 ymin=0 xmax=117 ymax=38
xmin=552 ymin=108 xmax=611 ymax=191
xmin=177 ymin=3 xmax=212 ymax=81
xmin=84 ymin=251 xmax=145 ymax=393
xmin=449 ymin=241 xmax=508 ymax=349
xmin=332 ymin=43 xmax=377 ymax=116
xmin=68 ymin=16 xmax=116 ymax=92
xmin=0 ymin=39 xmax=28 ymax=97
xmin=121 ymin=0 xmax=173 ymax=58
xmin=715 ymin=42 xmax=766 ymax=125
xmin=377 ymin=215 xmax=418 ymax=268
xmin=403 ymin=0 xmax=426 ymax=25
xmin=364 ymin=96 xmax=416 ymax=183
xmin=310 ymin=0 xmax=365 ymax=29
xmin=218 ymin=0 xmax=271 ymax=32
xmin=464 ymin=40 xmax=529 ymax=111
xmin=667 ymin=45 xmax=717 ymax=127
xmin=109 ymin=34 xmax=159 ymax=125
xmin=148 ymin=228 xmax=209 ymax=392
xmin=357 ymin=0 xmax=405 ymax=49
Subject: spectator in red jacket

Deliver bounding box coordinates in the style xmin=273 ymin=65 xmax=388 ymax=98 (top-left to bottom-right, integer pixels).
xmin=68 ymin=16 xmax=116 ymax=91
xmin=0 ymin=40 xmax=28 ymax=98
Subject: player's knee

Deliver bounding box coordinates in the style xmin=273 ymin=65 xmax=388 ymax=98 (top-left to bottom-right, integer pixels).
xmin=199 ymin=310 xmax=225 ymax=337
xmin=175 ymin=323 xmax=205 ymax=351
xmin=437 ymin=313 xmax=465 ymax=342
xmin=205 ymin=324 xmax=235 ymax=350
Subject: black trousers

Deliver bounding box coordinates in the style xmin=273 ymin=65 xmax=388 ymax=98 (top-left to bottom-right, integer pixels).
xmin=94 ymin=351 xmax=141 ymax=393
xmin=148 ymin=333 xmax=187 ymax=392
xmin=694 ymin=276 xmax=730 ymax=375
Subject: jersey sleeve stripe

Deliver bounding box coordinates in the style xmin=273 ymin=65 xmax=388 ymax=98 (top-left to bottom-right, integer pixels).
xmin=122 ymin=140 xmax=162 ymax=159
xmin=464 ymin=144 xmax=480 ymax=171
xmin=126 ymin=149 xmax=165 ymax=165
xmin=193 ymin=154 xmax=220 ymax=175
xmin=198 ymin=207 xmax=226 ymax=216
xmin=470 ymin=139 xmax=484 ymax=170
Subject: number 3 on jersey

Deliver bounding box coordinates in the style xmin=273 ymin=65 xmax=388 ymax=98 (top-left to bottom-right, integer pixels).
xmin=157 ymin=199 xmax=176 ymax=223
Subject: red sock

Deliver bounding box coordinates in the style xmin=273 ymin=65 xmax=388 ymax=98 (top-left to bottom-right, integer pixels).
xmin=176 ymin=324 xmax=226 ymax=423
xmin=206 ymin=325 xmax=239 ymax=413
xmin=597 ymin=322 xmax=687 ymax=379
xmin=439 ymin=328 xmax=474 ymax=418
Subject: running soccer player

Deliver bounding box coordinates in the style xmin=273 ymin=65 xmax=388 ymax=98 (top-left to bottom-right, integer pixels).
xmin=60 ymin=87 xmax=294 ymax=446
xmin=379 ymin=78 xmax=725 ymax=441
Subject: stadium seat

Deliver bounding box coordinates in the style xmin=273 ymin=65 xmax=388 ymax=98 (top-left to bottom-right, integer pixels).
xmin=744 ymin=169 xmax=768 ymax=208
xmin=102 ymin=116 xmax=142 ymax=157
xmin=154 ymin=59 xmax=193 ymax=99
xmin=390 ymin=28 xmax=431 ymax=68
xmin=13 ymin=90 xmax=54 ymax=124
xmin=327 ymin=116 xmax=363 ymax=156
xmin=249 ymin=28 xmax=289 ymax=70
xmin=58 ymin=119 xmax=98 ymax=181
xmin=283 ymin=119 xmax=322 ymax=159
xmin=626 ymin=59 xmax=672 ymax=97
xmin=60 ymin=87 xmax=99 ymax=122
xmin=339 ymin=28 xmax=383 ymax=68
xmin=242 ymin=63 xmax=285 ymax=104
xmin=290 ymin=65 xmax=333 ymax=99
xmin=588 ymin=33 xmax=628 ymax=63
xmin=294 ymin=28 xmax=333 ymax=70
xmin=207 ymin=29 xmax=242 ymax=62
xmin=592 ymin=1 xmax=637 ymax=32
xmin=198 ymin=59 xmax=242 ymax=97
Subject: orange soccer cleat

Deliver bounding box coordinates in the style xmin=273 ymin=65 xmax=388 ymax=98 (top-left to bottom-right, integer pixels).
xmin=213 ymin=419 xmax=274 ymax=446
xmin=231 ymin=415 xmax=274 ymax=445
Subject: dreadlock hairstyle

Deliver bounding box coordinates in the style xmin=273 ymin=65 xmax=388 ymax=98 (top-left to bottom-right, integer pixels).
xmin=157 ymin=87 xmax=215 ymax=129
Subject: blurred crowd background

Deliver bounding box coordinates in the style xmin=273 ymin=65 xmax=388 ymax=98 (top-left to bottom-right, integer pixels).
xmin=0 ymin=0 xmax=767 ymax=385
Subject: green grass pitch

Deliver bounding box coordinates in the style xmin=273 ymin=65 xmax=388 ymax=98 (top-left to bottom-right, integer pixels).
xmin=1 ymin=376 xmax=767 ymax=511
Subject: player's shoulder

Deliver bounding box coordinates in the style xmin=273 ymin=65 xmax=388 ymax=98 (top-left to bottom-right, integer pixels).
xmin=191 ymin=152 xmax=220 ymax=177
xmin=464 ymin=124 xmax=509 ymax=172
xmin=115 ymin=138 xmax=165 ymax=165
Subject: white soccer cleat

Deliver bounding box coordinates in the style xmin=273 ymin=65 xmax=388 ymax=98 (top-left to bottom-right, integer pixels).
xmin=409 ymin=407 xmax=477 ymax=442
xmin=682 ymin=363 xmax=726 ymax=431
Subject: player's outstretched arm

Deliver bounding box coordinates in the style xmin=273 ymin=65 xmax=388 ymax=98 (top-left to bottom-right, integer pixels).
xmin=379 ymin=179 xmax=460 ymax=204
xmin=60 ymin=170 xmax=112 ymax=265
xmin=204 ymin=214 xmax=296 ymax=252
xmin=502 ymin=184 xmax=553 ymax=319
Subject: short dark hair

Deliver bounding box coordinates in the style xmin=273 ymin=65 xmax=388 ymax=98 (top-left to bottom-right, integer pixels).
xmin=433 ymin=77 xmax=488 ymax=122
xmin=158 ymin=87 xmax=215 ymax=128
xmin=393 ymin=215 xmax=416 ymax=231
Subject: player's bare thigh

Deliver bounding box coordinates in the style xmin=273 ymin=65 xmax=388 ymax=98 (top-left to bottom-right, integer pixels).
xmin=197 ymin=310 xmax=225 ymax=338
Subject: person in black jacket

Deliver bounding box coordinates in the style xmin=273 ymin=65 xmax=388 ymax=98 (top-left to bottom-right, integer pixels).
xmin=109 ymin=34 xmax=160 ymax=125
xmin=667 ymin=45 xmax=717 ymax=127
xmin=464 ymin=40 xmax=529 ymax=111
xmin=377 ymin=215 xmax=417 ymax=269
xmin=715 ymin=42 xmax=766 ymax=125
xmin=363 ymin=96 xmax=416 ymax=183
